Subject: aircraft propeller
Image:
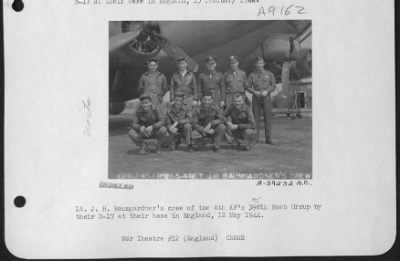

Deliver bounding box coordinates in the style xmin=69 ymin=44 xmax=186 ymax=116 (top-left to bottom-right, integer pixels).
xmin=110 ymin=22 xmax=199 ymax=72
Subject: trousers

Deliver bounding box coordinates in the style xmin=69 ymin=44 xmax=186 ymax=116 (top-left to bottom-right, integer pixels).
xmin=252 ymin=95 xmax=272 ymax=142
xmin=232 ymin=128 xmax=256 ymax=147
xmin=128 ymin=127 xmax=167 ymax=146
xmin=169 ymin=123 xmax=192 ymax=145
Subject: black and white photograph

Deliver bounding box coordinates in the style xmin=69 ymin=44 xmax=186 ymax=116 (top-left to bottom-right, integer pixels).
xmin=4 ymin=0 xmax=396 ymax=258
xmin=109 ymin=20 xmax=312 ymax=179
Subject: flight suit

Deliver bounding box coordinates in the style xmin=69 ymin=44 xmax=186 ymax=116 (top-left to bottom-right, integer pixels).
xmin=129 ymin=105 xmax=167 ymax=149
xmin=170 ymin=71 xmax=198 ymax=110
xmin=225 ymin=104 xmax=256 ymax=149
xmin=198 ymin=71 xmax=226 ymax=105
xmin=223 ymin=69 xmax=250 ymax=108
xmin=192 ymin=103 xmax=226 ymax=149
xmin=138 ymin=71 xmax=168 ymax=107
xmin=166 ymin=103 xmax=193 ymax=148
xmin=247 ymin=69 xmax=276 ymax=142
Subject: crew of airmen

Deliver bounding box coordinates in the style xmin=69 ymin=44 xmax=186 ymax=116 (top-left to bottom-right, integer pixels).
xmin=129 ymin=55 xmax=276 ymax=154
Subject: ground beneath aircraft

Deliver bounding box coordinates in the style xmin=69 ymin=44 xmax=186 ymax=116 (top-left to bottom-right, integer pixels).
xmin=109 ymin=114 xmax=312 ymax=179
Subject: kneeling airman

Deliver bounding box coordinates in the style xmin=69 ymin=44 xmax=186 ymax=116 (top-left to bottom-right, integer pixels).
xmin=128 ymin=93 xmax=167 ymax=154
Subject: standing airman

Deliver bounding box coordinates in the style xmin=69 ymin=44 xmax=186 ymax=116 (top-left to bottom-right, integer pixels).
xmin=138 ymin=58 xmax=168 ymax=109
xmin=198 ymin=56 xmax=226 ymax=108
xmin=247 ymin=56 xmax=276 ymax=144
xmin=170 ymin=57 xmax=198 ymax=111
xmin=223 ymin=55 xmax=250 ymax=108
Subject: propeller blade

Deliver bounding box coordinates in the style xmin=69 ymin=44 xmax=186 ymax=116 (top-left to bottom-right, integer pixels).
xmin=109 ymin=31 xmax=142 ymax=53
xmin=288 ymin=37 xmax=302 ymax=60
xmin=152 ymin=32 xmax=199 ymax=72
xmin=281 ymin=61 xmax=291 ymax=91
xmin=287 ymin=36 xmax=312 ymax=79
xmin=297 ymin=49 xmax=312 ymax=76
xmin=281 ymin=61 xmax=293 ymax=113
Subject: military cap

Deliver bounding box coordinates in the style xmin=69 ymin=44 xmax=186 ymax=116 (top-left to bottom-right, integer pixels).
xmin=204 ymin=56 xmax=217 ymax=63
xmin=228 ymin=55 xmax=239 ymax=64
xmin=176 ymin=56 xmax=187 ymax=63
xmin=139 ymin=93 xmax=152 ymax=101
xmin=147 ymin=57 xmax=159 ymax=64
xmin=255 ymin=56 xmax=265 ymax=63
xmin=233 ymin=93 xmax=244 ymax=99
xmin=202 ymin=90 xmax=213 ymax=97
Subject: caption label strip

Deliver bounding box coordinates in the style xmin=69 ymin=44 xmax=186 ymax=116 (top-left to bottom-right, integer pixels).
xmin=74 ymin=0 xmax=307 ymax=17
